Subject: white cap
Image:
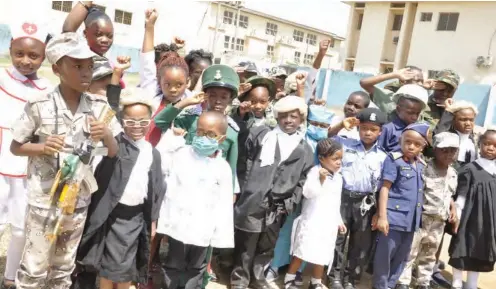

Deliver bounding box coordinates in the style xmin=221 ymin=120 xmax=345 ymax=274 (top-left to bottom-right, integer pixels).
xmin=433 ymin=132 xmax=460 ymax=148
xmin=45 ymin=32 xmax=96 ymax=64
xmin=393 ymin=84 xmax=429 ymax=108
xmin=273 ymin=95 xmax=308 ymax=119
xmin=10 ymin=22 xmax=48 ymax=44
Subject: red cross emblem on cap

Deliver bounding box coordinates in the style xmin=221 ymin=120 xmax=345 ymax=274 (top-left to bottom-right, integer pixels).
xmin=22 ymin=23 xmax=37 ymax=35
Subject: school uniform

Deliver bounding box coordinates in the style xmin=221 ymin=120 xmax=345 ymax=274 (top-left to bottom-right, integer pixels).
xmin=373 ymin=150 xmax=426 ymax=289
xmin=72 ymin=133 xmax=166 ymax=288
xmin=139 ymin=50 xmax=201 ymax=147
xmin=231 ymin=124 xmax=314 ymax=289
xmin=330 ymin=135 xmax=387 ymax=286
xmin=155 ymin=130 xmax=234 ymax=289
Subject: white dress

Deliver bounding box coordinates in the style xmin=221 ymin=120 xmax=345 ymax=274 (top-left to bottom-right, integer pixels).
xmin=291 ymin=166 xmax=343 ymax=266
xmin=0 ymin=67 xmax=51 ymax=228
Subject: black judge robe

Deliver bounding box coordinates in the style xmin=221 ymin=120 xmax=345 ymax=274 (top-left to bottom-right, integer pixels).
xmin=71 ymin=133 xmax=167 ymax=288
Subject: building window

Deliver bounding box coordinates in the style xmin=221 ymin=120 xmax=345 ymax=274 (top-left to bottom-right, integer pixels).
xmin=115 ymin=9 xmax=132 ymax=25
xmin=357 ymin=14 xmax=363 ymax=30
xmin=223 ymin=10 xmax=234 ymax=24
xmin=355 ymin=2 xmax=365 ymax=8
xmin=52 ymin=1 xmax=73 ymax=12
xmin=437 ymin=12 xmax=459 ymax=31
xmin=330 ymin=38 xmax=335 ymax=48
xmin=392 ymin=14 xmax=403 ymax=31
xmin=293 ymin=30 xmax=304 ymax=42
xmin=294 ymin=51 xmax=301 ymax=63
xmin=304 ymin=53 xmax=314 ymax=65
xmin=384 ymin=67 xmax=394 ymax=73
xmin=224 ymin=36 xmax=244 ymax=51
xmin=267 ymin=45 xmax=274 ymax=58
xmin=420 ymin=12 xmax=432 ymax=22
xmin=266 ymin=22 xmax=278 ymax=36
xmin=306 ymin=33 xmax=317 ymax=46
xmin=236 ymin=15 xmax=249 ymax=28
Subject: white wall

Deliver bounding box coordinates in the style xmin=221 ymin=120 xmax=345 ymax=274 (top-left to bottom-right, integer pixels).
xmin=354 ymin=2 xmax=391 ymax=74
xmin=408 ymin=1 xmax=496 ymax=84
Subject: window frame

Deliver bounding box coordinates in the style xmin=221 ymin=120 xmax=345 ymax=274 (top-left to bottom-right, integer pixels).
xmin=114 ymin=9 xmax=133 ymax=25
xmin=437 ymin=12 xmax=459 ymax=31
xmin=266 ymin=22 xmax=278 ymax=36
xmin=420 ymin=12 xmax=433 ymax=22
xmin=223 ymin=10 xmax=234 ymax=25
xmin=293 ymin=29 xmax=304 ymax=42
xmin=267 ymin=45 xmax=274 ymax=58
xmin=306 ymin=33 xmax=317 ymax=46
xmin=294 ymin=51 xmax=301 ymax=63
xmin=392 ymin=14 xmax=403 ymax=31
xmin=304 ymin=53 xmax=314 ymax=65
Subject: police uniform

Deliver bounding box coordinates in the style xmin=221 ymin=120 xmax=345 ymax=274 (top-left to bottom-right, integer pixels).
xmin=373 ymin=123 xmax=429 ymax=289
xmin=397 ymin=132 xmax=459 ymax=288
xmin=329 ymin=108 xmax=387 ymax=289
xmin=11 ymin=33 xmax=121 ymax=289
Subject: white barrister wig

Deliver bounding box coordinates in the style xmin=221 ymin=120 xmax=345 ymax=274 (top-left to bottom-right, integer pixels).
xmin=119 ymin=88 xmax=157 ymax=113
xmin=446 ymin=100 xmax=479 ymax=115
xmin=273 ymin=95 xmax=308 ymax=119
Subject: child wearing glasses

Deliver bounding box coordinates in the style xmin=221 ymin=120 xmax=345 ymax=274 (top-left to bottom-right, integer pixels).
xmin=155 ymin=110 xmax=234 ymax=289
xmin=72 ymin=90 xmax=166 ymax=289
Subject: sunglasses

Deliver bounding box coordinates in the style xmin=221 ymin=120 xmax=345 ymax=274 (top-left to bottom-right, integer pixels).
xmin=122 ymin=119 xmax=151 ymax=127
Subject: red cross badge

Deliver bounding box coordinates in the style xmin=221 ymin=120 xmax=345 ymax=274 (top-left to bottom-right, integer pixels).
xmin=22 ymin=23 xmax=37 ymax=35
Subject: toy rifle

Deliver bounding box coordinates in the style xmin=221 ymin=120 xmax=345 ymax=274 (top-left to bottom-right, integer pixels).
xmin=46 ymin=105 xmax=115 ymax=243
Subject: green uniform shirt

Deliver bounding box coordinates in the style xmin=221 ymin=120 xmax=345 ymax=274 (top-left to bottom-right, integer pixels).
xmin=154 ymin=104 xmax=239 ymax=184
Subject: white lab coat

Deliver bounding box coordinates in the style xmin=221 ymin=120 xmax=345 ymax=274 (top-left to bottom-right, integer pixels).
xmin=155 ymin=130 xmax=234 ymax=248
xmin=291 ymin=166 xmax=343 ymax=266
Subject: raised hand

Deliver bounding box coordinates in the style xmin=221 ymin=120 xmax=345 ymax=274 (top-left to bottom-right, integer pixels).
xmin=114 ymin=56 xmax=131 ymax=72
xmin=319 ymin=39 xmax=331 ymax=54
xmin=342 ymin=117 xmax=360 ymax=130
xmin=145 ymin=8 xmax=158 ymax=27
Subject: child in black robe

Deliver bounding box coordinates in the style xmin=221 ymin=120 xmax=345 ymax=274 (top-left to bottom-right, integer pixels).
xmin=448 ymin=129 xmax=496 ymax=289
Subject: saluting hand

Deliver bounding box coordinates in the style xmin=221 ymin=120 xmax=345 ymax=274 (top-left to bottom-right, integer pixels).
xmin=43 ymin=135 xmax=65 ymax=155
xmin=342 ymin=117 xmax=359 ymax=130
xmin=238 ymin=83 xmax=253 ymax=96
xmin=396 ymin=68 xmax=417 ymax=82
xmin=187 ymin=92 xmax=207 ymax=106
xmin=114 ymin=56 xmax=131 ymax=72
xmin=238 ymin=101 xmax=252 ymax=117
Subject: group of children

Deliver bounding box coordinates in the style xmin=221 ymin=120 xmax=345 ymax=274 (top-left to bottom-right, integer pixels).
xmin=0 ymin=2 xmax=495 ymax=289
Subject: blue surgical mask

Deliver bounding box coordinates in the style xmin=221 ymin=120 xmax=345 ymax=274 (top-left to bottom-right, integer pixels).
xmin=192 ymin=135 xmax=219 ymax=157
xmin=307 ymin=125 xmax=329 ymax=141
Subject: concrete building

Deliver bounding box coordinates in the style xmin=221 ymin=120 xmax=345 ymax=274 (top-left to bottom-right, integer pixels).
xmin=343 ymin=1 xmax=496 ymax=84
xmin=0 ymin=1 xmax=344 ymax=73
xmin=205 ymin=2 xmax=344 ymax=71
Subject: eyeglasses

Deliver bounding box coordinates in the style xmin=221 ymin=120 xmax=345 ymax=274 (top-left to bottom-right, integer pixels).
xmin=122 ymin=119 xmax=151 ymax=127
xmin=196 ymin=131 xmax=225 ymax=139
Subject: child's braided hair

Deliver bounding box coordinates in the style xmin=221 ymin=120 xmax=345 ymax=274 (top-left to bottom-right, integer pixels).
xmin=156 ymin=51 xmax=189 ymax=78
xmin=154 ymin=43 xmax=180 ymax=64
xmin=316 ymin=138 xmax=343 ymax=158
xmin=184 ymin=49 xmax=213 ymax=71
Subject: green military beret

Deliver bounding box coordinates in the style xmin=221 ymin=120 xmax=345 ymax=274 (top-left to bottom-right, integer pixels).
xmin=202 ymin=64 xmax=240 ymax=98
xmin=435 ymin=69 xmax=460 ymax=89
xmin=239 ymin=75 xmax=276 ymax=102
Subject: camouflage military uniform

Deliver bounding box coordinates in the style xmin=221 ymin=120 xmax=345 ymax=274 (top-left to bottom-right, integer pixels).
xmin=11 ymin=87 xmax=121 ymax=289
xmin=398 ymin=160 xmax=458 ymax=286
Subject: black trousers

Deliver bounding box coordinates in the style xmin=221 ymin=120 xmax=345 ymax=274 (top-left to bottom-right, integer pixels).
xmin=163 ymin=237 xmax=209 ymax=289
xmin=230 ymin=218 xmax=283 ymax=288
xmin=330 ymin=193 xmax=374 ymax=285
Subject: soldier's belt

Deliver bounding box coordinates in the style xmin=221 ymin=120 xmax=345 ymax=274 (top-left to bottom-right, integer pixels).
xmin=342 ymin=189 xmax=372 ymax=198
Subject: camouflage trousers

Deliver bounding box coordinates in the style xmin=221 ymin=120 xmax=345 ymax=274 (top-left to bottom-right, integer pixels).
xmin=15 ymin=205 xmax=88 ymax=289
xmin=398 ymin=214 xmax=445 ymax=286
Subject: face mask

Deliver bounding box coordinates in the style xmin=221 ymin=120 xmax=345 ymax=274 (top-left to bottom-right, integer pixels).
xmin=307 ymin=125 xmax=328 ymax=141
xmin=191 ymin=135 xmax=219 ymax=157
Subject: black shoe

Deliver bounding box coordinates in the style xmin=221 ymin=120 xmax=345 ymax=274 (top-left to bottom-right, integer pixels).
xmin=329 ymin=280 xmax=344 ymax=289
xmin=343 ymin=282 xmax=355 ymax=289
xmin=308 ymin=283 xmax=324 ymax=289
xmin=294 ymin=272 xmax=304 ymax=286
xmin=431 ymin=271 xmax=451 ymax=288
xmin=395 ymin=285 xmax=409 ymax=289
xmin=285 ymin=279 xmax=300 ymax=289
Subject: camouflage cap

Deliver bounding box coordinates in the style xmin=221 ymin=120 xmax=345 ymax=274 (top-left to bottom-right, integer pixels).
xmin=202 ymin=64 xmax=240 ymax=98
xmin=435 ymin=69 xmax=460 ymax=89
xmin=239 ymin=76 xmax=276 ymax=101
xmin=92 ymin=56 xmax=113 ymax=81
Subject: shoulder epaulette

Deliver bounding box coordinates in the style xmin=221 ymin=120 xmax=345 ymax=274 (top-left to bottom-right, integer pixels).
xmin=85 ymin=92 xmax=108 ymax=103
xmin=28 ymin=92 xmax=50 ymax=103
xmin=227 ymin=115 xmax=240 ymax=132
xmin=390 ymin=151 xmax=403 ymax=160
xmin=417 ymin=155 xmax=427 ymax=166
